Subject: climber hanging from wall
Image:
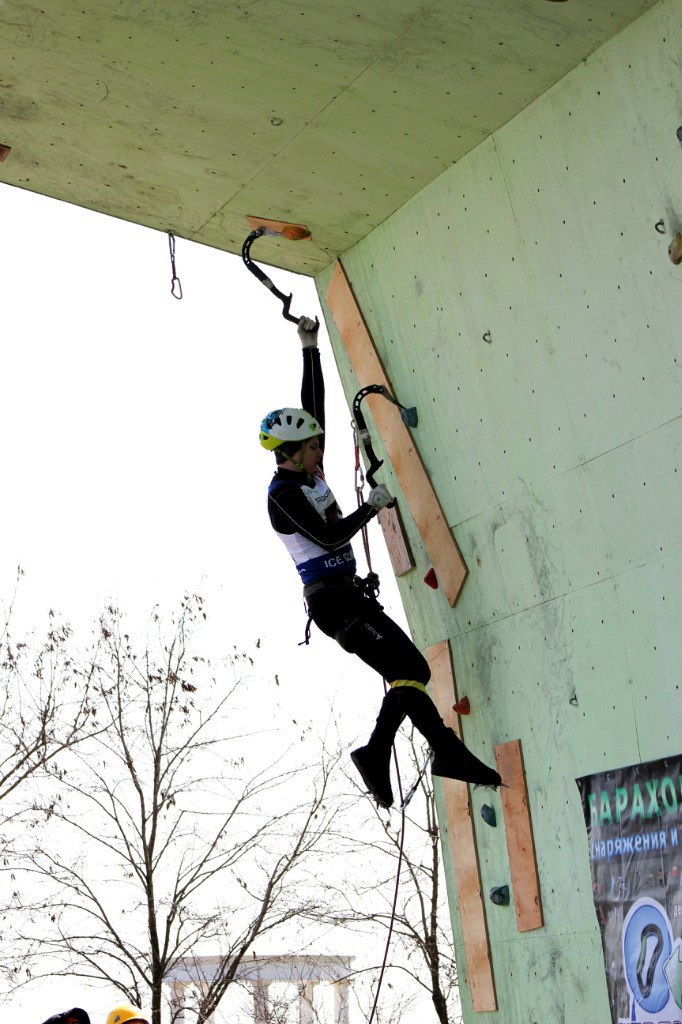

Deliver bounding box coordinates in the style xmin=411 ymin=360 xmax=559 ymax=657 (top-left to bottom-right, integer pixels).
xmin=259 ymin=315 xmax=501 ymax=808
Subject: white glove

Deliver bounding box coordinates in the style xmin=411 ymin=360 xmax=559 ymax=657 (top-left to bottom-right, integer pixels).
xmin=298 ymin=316 xmax=319 ymax=348
xmin=367 ymin=485 xmax=394 ymax=510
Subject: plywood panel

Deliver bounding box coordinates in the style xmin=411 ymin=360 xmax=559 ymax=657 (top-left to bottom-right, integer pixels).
xmin=377 ymin=504 xmax=414 ymax=576
xmin=495 ymin=740 xmax=543 ymax=932
xmin=317 ymin=8 xmax=682 ymax=1023
xmin=0 ymin=0 xmax=656 ymax=275
xmin=326 ymin=260 xmax=468 ymax=607
xmin=427 ymin=641 xmax=497 ymax=1012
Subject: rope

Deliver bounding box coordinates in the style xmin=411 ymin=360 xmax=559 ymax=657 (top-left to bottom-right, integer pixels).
xmin=351 ymin=415 xmax=430 ymax=1023
xmin=366 ymin=733 xmax=407 ymax=1024
xmin=353 ymin=419 xmax=373 ymax=571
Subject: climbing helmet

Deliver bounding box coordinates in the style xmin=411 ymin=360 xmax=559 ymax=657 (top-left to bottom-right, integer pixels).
xmin=259 ymin=408 xmax=322 ymax=451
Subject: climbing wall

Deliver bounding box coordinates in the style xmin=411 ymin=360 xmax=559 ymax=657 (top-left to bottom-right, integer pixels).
xmin=317 ymin=1 xmax=682 ymax=1020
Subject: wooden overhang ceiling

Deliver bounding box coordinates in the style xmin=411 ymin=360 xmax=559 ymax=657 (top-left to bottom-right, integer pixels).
xmin=0 ymin=0 xmax=655 ymax=274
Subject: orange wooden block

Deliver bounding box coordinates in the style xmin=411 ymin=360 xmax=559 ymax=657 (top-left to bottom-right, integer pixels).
xmin=325 ymin=261 xmax=468 ymax=608
xmin=246 ymin=215 xmax=310 ymax=240
xmin=495 ymin=739 xmax=543 ymax=932
xmin=427 ymin=641 xmax=497 ymax=1012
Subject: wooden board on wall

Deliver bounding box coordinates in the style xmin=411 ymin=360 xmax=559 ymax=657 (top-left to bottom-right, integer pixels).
xmin=495 ymin=739 xmax=543 ymax=932
xmin=377 ymin=504 xmax=414 ymax=576
xmin=325 ymin=261 xmax=468 ymax=607
xmin=427 ymin=640 xmax=497 ymax=1012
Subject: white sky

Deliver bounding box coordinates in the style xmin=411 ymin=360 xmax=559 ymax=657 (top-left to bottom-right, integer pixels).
xmin=0 ymin=182 xmax=411 ymax=1023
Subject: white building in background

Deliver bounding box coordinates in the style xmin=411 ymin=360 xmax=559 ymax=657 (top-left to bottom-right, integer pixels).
xmin=166 ymin=955 xmax=353 ymax=1024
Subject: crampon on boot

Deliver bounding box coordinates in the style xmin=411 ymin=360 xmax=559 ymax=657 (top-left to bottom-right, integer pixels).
xmin=351 ymin=744 xmax=393 ymax=809
xmin=430 ymin=728 xmax=501 ymax=788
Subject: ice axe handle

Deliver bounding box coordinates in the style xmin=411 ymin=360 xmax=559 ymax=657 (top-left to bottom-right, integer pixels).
xmin=280 ymin=293 xmax=298 ymax=324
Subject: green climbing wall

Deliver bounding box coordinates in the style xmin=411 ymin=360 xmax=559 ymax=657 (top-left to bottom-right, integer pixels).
xmin=318 ymin=1 xmax=681 ymax=1020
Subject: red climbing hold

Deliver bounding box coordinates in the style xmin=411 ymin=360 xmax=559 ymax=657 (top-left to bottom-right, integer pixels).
xmin=453 ymin=696 xmax=471 ymax=715
xmin=423 ymin=568 xmax=438 ymax=589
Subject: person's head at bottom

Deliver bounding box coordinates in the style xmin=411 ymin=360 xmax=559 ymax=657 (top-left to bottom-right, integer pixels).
xmin=106 ymin=1005 xmax=151 ymax=1024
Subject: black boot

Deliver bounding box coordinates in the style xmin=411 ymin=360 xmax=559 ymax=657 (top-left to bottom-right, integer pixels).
xmin=351 ymin=690 xmax=404 ymax=808
xmin=395 ymin=685 xmax=501 ymax=788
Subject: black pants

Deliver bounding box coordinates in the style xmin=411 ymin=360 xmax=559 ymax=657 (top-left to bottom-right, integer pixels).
xmin=306 ymin=582 xmax=502 ymax=790
xmin=305 ymin=582 xmax=430 ymax=686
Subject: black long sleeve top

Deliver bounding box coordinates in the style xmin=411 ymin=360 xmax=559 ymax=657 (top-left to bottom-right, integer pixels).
xmin=266 ymin=347 xmax=376 ymax=584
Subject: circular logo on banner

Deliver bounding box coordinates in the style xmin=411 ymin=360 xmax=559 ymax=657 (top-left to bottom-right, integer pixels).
xmin=623 ymin=899 xmax=672 ymax=1014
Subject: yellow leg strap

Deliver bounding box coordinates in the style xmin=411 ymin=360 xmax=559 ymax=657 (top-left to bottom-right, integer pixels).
xmin=389 ymin=678 xmax=429 ymax=695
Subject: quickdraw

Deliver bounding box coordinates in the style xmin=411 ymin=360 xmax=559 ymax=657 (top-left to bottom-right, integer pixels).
xmin=242 ymin=228 xmax=317 ymax=326
xmin=168 ymin=232 xmax=183 ymax=300
xmin=352 ymin=383 xmax=417 ymax=584
xmin=352 ymin=384 xmax=417 ymax=488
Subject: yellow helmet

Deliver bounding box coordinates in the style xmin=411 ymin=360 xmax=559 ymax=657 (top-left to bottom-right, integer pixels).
xmin=106 ymin=1006 xmax=150 ymax=1024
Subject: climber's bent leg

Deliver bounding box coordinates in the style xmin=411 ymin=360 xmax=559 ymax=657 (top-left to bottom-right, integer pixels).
xmin=391 ymin=681 xmax=500 ymax=788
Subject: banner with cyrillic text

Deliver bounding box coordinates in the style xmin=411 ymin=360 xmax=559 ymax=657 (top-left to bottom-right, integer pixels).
xmin=577 ymin=755 xmax=681 ymax=1023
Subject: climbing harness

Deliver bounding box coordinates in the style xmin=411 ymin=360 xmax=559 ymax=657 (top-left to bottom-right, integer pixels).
xmin=167 ymin=232 xmax=183 ymax=299
xmin=242 ymin=228 xmax=318 ymax=326
xmin=298 ymin=572 xmax=383 ymax=648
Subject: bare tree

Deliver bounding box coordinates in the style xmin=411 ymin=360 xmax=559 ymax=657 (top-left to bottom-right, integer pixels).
xmin=0 ymin=570 xmax=102 ymax=835
xmin=4 ymin=595 xmax=340 ymax=1024
xmin=322 ymin=732 xmax=460 ymax=1024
